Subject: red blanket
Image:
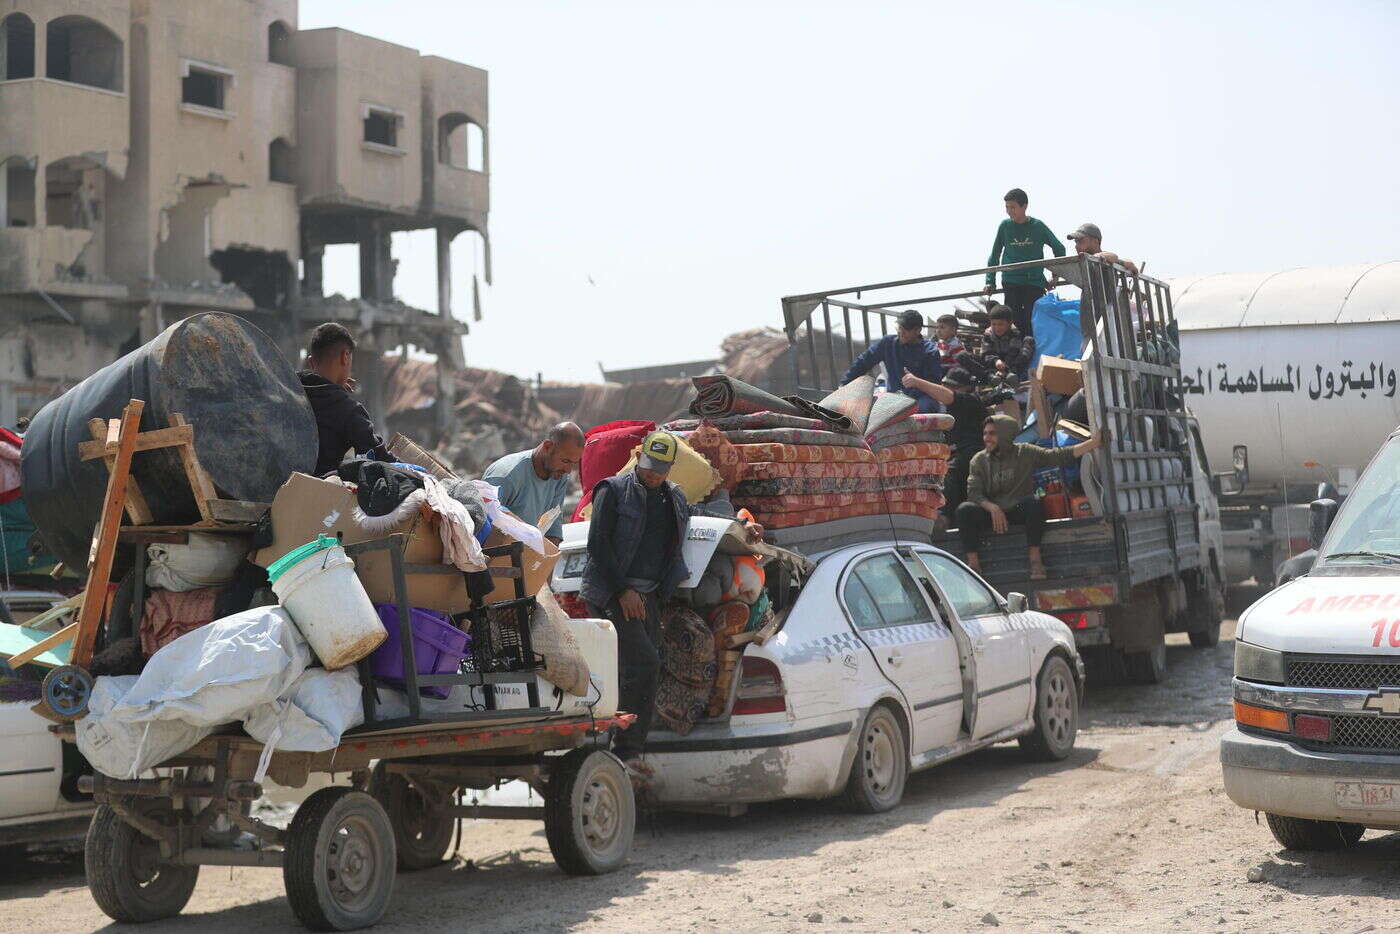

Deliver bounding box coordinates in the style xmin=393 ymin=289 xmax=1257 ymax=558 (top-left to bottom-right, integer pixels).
xmin=573 ymin=420 xmax=655 ymax=520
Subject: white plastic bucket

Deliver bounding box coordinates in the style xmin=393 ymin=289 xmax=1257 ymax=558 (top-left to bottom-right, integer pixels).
xmin=269 ymin=544 xmax=385 ymax=669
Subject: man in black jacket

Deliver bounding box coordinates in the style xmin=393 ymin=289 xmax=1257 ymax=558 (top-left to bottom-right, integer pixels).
xmin=299 ymin=323 xmax=387 ymax=476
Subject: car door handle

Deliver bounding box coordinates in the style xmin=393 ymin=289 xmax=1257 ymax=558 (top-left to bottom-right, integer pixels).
xmin=887 ymin=648 xmax=904 ymax=668
xmin=973 ymin=642 xmax=987 ymax=656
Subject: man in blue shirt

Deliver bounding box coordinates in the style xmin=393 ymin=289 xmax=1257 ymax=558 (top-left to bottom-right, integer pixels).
xmin=841 ymin=309 xmax=944 ymax=412
xmin=481 ymin=422 xmax=585 ymax=544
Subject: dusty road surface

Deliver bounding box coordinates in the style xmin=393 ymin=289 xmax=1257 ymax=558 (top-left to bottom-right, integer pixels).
xmin=4 ymin=621 xmax=1398 ymax=933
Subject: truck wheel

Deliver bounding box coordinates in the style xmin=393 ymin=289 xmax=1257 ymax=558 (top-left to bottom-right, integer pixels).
xmin=1124 ymin=643 xmax=1167 ymax=684
xmin=545 ymin=748 xmax=635 ymax=875
xmin=1019 ymin=655 xmax=1079 ymax=761
xmin=284 ymin=787 xmax=396 ymax=931
xmin=841 ymin=705 xmax=908 ymax=813
xmin=368 ymin=763 xmax=455 ymax=871
xmin=86 ymin=804 xmax=198 ymax=923
xmin=1187 ymin=571 xmax=1225 ymax=648
xmin=1265 ymin=813 xmax=1365 ymax=851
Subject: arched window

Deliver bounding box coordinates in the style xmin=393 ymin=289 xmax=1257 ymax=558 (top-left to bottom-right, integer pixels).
xmin=268 ymin=138 xmax=293 ymax=183
xmin=437 ymin=113 xmax=485 ymax=172
xmin=1 ymin=13 xmax=36 ymax=80
xmin=46 ymin=16 xmax=123 ymax=91
xmin=268 ymin=20 xmax=292 ymax=66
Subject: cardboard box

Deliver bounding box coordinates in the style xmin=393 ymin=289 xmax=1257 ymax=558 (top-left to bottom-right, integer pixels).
xmin=1057 ymin=418 xmax=1092 ymax=441
xmin=254 ymin=473 xmax=469 ymax=614
xmin=1035 ymin=355 xmax=1083 ymax=396
xmin=481 ymin=527 xmax=561 ymax=606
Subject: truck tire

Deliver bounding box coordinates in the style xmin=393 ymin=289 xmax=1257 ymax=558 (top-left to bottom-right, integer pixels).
xmin=544 ymin=748 xmax=635 ymax=875
xmin=368 ymin=763 xmax=456 ymax=871
xmin=841 ymin=704 xmax=908 ymax=813
xmin=284 ymin=787 xmax=396 ymax=931
xmin=1187 ymin=570 xmax=1225 ymax=648
xmin=1019 ymin=655 xmax=1079 ymax=761
xmin=1265 ymin=813 xmax=1365 ymax=851
xmin=86 ymin=804 xmax=198 ymax=923
xmin=1124 ymin=643 xmax=1167 ymax=684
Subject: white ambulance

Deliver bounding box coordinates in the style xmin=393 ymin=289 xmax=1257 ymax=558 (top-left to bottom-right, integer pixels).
xmin=1222 ymin=425 xmax=1400 ymax=850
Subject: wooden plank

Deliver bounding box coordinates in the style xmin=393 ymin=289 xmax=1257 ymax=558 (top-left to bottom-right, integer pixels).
xmin=72 ymin=400 xmax=145 ymax=668
xmin=205 ymin=499 xmax=271 ymax=524
xmin=78 ymin=425 xmax=194 ymax=461
xmin=87 ymin=418 xmax=154 ymax=525
xmin=5 ymin=621 xmax=79 ymax=668
xmin=117 ymin=529 xmax=190 ymax=545
xmin=168 ymin=414 xmax=218 ymax=524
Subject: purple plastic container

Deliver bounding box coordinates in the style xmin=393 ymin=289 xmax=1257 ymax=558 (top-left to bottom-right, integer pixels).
xmin=369 ymin=603 xmax=470 ymax=699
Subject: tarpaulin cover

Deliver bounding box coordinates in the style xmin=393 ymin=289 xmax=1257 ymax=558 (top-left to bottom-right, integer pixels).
xmin=21 ymin=313 xmax=316 ymax=570
xmin=0 ymin=499 xmax=53 ymax=576
xmin=573 ymin=419 xmax=654 ymax=520
xmin=1030 ymin=293 xmax=1084 ymax=370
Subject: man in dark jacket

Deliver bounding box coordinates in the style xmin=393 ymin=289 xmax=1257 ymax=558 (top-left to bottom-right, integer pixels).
xmin=841 ymin=309 xmax=944 ymax=412
xmin=581 ymin=430 xmax=691 ymax=769
xmin=299 ymin=323 xmax=387 ymax=476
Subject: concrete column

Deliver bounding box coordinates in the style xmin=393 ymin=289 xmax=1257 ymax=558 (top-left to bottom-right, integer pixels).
xmin=302 ymin=242 xmax=324 ymax=298
xmin=0 ymin=163 xmax=7 ymax=227
xmin=435 ymin=225 xmax=452 ymax=316
xmin=358 ymin=222 xmax=395 ymax=302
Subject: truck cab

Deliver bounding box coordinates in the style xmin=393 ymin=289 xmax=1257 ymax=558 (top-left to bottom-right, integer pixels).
xmin=1222 ymin=425 xmax=1400 ymax=849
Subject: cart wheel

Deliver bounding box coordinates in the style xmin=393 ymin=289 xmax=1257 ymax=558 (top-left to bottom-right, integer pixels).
xmin=284 ymin=787 xmax=396 ymax=932
xmin=86 ymin=803 xmax=198 ymax=923
xmin=41 ymin=665 xmax=93 ymax=721
xmin=368 ymin=762 xmax=455 ymax=871
xmin=545 ymin=748 xmax=635 ymax=876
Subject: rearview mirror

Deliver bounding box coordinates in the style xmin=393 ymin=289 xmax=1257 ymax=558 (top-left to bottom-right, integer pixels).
xmin=1006 ymin=592 xmax=1028 ymax=614
xmin=1309 ymin=498 xmax=1339 ymax=550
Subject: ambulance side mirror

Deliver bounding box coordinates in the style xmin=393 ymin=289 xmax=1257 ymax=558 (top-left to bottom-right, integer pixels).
xmin=1309 ymin=498 xmax=1339 ymax=550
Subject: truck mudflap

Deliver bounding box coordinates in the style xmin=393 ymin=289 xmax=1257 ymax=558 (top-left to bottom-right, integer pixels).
xmin=1221 ymin=727 xmax=1400 ymax=827
xmin=1035 ymin=583 xmax=1118 ymax=613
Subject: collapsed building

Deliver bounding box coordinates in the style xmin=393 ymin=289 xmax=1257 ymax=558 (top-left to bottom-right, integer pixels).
xmin=0 ymin=0 xmax=489 ymax=437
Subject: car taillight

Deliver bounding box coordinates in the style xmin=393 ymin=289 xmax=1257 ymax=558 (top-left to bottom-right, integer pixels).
xmin=731 ymin=656 xmax=786 ymax=716
xmin=1293 ymin=714 xmax=1332 ymax=742
xmin=553 ymin=592 xmax=591 ymax=620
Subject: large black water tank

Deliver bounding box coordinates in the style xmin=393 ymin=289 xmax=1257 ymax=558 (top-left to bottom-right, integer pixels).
xmin=21 ymin=313 xmax=317 ymax=569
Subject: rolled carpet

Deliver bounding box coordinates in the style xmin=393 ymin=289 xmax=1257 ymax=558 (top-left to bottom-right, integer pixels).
xmin=734 ymin=443 xmax=876 ymax=465
xmin=690 ymin=375 xmax=810 ymax=420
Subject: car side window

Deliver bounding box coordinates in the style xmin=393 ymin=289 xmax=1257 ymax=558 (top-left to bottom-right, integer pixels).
xmin=842 ymin=553 xmax=934 ymax=631
xmin=918 ymin=552 xmax=1002 ymax=619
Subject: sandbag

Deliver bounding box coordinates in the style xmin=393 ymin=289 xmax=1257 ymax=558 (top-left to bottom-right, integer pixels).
xmin=78 ymin=676 xmax=214 ymax=779
xmin=243 ymin=666 xmax=365 ymax=753
xmin=530 ymin=587 xmax=590 ymax=697
xmin=146 ymin=532 xmax=250 ymax=592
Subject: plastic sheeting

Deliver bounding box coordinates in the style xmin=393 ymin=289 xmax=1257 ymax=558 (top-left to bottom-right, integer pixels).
xmin=1030 ymin=293 xmax=1084 ymax=370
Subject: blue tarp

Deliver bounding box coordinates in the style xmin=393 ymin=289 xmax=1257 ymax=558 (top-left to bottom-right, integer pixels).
xmin=1030 ymin=293 xmax=1083 ymax=371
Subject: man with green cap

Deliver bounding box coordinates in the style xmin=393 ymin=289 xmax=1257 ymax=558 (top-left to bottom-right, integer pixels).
xmin=581 ymin=430 xmax=692 ymax=771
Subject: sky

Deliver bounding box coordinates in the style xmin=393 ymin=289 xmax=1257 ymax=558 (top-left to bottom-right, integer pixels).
xmin=301 ymin=0 xmax=1400 ymax=383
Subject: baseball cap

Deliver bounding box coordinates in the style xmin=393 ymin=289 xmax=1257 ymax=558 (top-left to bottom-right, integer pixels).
xmin=637 ymin=430 xmax=678 ymax=474
xmin=943 ymin=367 xmax=974 ymax=387
xmin=1066 ymin=222 xmax=1102 ymax=241
xmin=896 ymin=309 xmax=923 ymax=330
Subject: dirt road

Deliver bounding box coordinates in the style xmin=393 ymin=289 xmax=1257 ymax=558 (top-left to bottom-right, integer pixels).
xmin=5 ymin=622 xmax=1398 ymax=933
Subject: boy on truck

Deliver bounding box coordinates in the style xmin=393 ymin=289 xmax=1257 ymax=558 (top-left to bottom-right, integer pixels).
xmin=983 ymin=188 xmax=1065 ymax=335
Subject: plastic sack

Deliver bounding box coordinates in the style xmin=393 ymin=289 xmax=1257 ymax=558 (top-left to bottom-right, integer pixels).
xmin=1030 ymin=293 xmax=1084 ymax=372
xmin=531 ymin=586 xmax=590 ymax=696
xmin=77 ymin=675 xmax=213 ymax=779
xmin=243 ymin=666 xmax=365 ymax=752
xmin=146 ymin=532 xmax=250 ymax=592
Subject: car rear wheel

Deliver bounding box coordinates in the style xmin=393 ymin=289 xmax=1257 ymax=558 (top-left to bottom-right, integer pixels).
xmin=1265 ymin=813 xmax=1365 ymax=851
xmin=841 ymin=705 xmax=908 ymax=814
xmin=1019 ymin=655 xmax=1079 ymax=761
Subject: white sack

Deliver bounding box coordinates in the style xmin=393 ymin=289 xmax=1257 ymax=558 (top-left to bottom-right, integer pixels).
xmin=110 ymin=605 xmax=312 ymax=729
xmin=532 ymin=586 xmax=590 ymax=696
xmin=243 ymin=666 xmax=365 ymax=752
xmin=146 ymin=533 xmax=249 ymax=592
xmin=77 ymin=676 xmax=213 ymax=779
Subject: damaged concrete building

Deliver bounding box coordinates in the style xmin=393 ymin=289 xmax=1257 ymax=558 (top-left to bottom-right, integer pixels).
xmin=0 ymin=0 xmax=489 ymax=435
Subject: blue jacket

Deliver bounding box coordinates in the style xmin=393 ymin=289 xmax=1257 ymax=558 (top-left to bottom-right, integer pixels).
xmin=842 ymin=335 xmax=944 ymax=413
xmin=581 ymin=472 xmax=691 ymax=609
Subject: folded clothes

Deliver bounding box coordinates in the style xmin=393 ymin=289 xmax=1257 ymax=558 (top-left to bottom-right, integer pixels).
xmin=751 ymin=498 xmax=945 ymax=529
xmin=734 ymin=443 xmax=876 ymax=465
xmin=735 ymin=489 xmax=943 ymax=513
xmin=744 ymin=460 xmax=880 ymax=481
xmin=875 ymin=442 xmax=951 ymax=462
xmin=666 ymin=412 xmax=839 ymax=433
xmin=690 ymin=375 xmax=812 ymax=421
xmin=867 ymin=412 xmax=955 ymax=437
xmin=719 ymin=428 xmax=869 ymax=447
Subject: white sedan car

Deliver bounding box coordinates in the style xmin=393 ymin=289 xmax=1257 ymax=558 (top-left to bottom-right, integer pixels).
xmin=553 ymin=520 xmax=1084 ymax=813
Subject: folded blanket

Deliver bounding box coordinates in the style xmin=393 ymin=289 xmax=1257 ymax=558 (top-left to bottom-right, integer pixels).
xmin=683 ymin=424 xmax=745 ymax=491
xmin=744 ymin=460 xmax=881 ymax=481
xmin=875 ymin=442 xmax=951 ymax=462
xmin=798 ymin=376 xmax=876 ymax=434
xmin=736 ymin=475 xmax=944 ymax=497
xmin=735 ymin=489 xmax=944 ymax=513
xmin=665 ymin=412 xmax=840 ymax=433
xmin=863 ymin=391 xmax=918 ymax=436
xmin=867 ymin=412 xmax=954 ymax=437
xmin=734 ymin=443 xmax=876 ymax=465
xmin=880 ymin=458 xmax=949 ymax=479
xmin=868 ymin=430 xmax=950 ymax=453
xmin=751 ymin=498 xmax=945 ymax=529
xmin=719 ymin=428 xmax=869 ymax=448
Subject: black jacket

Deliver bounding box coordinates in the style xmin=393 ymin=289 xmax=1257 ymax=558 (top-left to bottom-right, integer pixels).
xmin=581 ymin=472 xmax=690 ymax=609
xmin=299 ymin=371 xmax=386 ymax=476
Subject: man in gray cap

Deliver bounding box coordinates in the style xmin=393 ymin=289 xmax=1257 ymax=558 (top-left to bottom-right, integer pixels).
xmin=1065 ymin=222 xmax=1138 ymax=275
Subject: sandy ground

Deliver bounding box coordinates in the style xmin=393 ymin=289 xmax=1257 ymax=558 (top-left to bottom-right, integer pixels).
xmin=4 ymin=620 xmax=1398 ymax=934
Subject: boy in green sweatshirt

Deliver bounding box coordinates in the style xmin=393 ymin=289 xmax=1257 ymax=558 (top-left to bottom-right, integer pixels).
xmin=983 ymin=188 xmax=1065 ymax=336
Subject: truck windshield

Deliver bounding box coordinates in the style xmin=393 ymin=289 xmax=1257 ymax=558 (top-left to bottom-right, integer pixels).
xmin=1318 ymin=434 xmax=1400 ymax=565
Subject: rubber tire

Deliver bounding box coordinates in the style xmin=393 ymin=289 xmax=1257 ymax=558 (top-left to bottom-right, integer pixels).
xmin=841 ymin=704 xmax=909 ymax=814
xmin=1124 ymin=642 xmax=1167 ymax=684
xmin=544 ymin=748 xmax=635 ymax=876
xmin=1019 ymin=655 xmax=1079 ymax=761
xmin=1187 ymin=572 xmax=1225 ymax=648
xmin=368 ymin=763 xmax=455 ymax=871
xmin=86 ymin=804 xmax=198 ymax=924
xmin=284 ymin=787 xmax=396 ymax=932
xmin=1265 ymin=813 xmax=1365 ymax=851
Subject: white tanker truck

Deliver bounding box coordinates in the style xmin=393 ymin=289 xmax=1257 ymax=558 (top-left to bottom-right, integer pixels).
xmin=1173 ymin=261 xmax=1400 ymax=587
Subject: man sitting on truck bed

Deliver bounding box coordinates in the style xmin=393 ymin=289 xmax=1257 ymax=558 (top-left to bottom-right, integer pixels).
xmin=957 ymin=414 xmax=1104 ymax=579
xmin=841 ymin=309 xmax=944 ymax=412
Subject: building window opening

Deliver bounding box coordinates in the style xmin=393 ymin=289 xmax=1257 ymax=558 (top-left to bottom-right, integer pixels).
xmin=1 ymin=13 xmax=36 ymax=80
xmin=437 ymin=113 xmax=484 ymax=171
xmin=267 ymin=20 xmax=292 ymax=66
xmin=2 ymin=159 xmax=37 ymax=227
xmin=44 ymin=158 xmax=102 ymax=230
xmin=364 ymin=109 xmax=399 ymax=148
xmin=182 ymin=65 xmax=227 ymax=110
xmin=46 ymin=16 xmax=123 ymax=91
xmin=269 ymin=138 xmax=293 ymax=183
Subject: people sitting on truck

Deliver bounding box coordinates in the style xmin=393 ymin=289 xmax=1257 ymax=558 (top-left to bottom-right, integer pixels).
xmin=982 ymin=187 xmax=1065 ymax=336
xmin=933 ymin=314 xmax=965 ymax=371
xmin=580 ymin=430 xmax=691 ymax=780
xmin=299 ymin=323 xmax=389 ymax=477
xmin=957 ymin=414 xmax=1105 ymax=580
xmin=899 ymin=366 xmax=986 ymax=520
xmin=842 ymin=309 xmax=944 ymax=412
xmin=482 ymin=422 xmax=585 ymax=546
xmin=980 ymin=306 xmax=1035 ymax=381
xmin=1062 ymin=222 xmax=1139 ymax=275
